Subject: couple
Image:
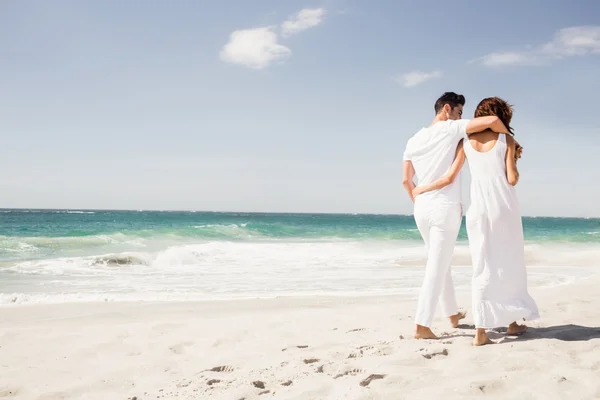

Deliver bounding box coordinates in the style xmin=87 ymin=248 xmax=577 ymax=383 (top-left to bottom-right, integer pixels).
xmin=402 ymin=92 xmax=540 ymax=346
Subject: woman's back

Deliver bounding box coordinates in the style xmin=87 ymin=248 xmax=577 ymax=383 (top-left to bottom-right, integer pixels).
xmin=468 ymin=130 xmax=499 ymax=152
xmin=464 ymin=130 xmax=508 ymax=183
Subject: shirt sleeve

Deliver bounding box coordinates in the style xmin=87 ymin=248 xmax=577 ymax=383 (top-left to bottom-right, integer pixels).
xmin=452 ymin=119 xmax=470 ymax=140
xmin=402 ymin=142 xmax=412 ymax=161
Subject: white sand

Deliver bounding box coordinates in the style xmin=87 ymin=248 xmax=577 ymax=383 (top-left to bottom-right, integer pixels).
xmin=1 ymin=273 xmax=600 ymax=400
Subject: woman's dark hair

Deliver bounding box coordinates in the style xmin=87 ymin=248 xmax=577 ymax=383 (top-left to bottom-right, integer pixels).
xmin=474 ymin=97 xmax=514 ymax=135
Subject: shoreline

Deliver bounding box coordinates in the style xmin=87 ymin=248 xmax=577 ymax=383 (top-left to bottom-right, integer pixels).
xmin=1 ymin=263 xmax=595 ymax=307
xmin=1 ymin=272 xmax=600 ymax=399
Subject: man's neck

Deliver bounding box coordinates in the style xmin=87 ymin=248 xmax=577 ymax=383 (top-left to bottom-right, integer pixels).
xmin=430 ymin=114 xmax=446 ymax=127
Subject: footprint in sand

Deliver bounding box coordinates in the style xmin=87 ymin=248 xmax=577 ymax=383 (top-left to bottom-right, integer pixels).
xmin=168 ymin=341 xmax=194 ymax=355
xmin=347 ymin=328 xmax=366 ymax=333
xmin=252 ymin=381 xmax=266 ymax=389
xmin=467 ymin=380 xmax=506 ymax=395
xmin=349 ymin=343 xmax=394 ymax=358
xmin=303 ymin=358 xmax=320 ymax=364
xmin=334 ymin=368 xmax=364 ymax=379
xmin=207 ymin=379 xmax=221 ymax=386
xmin=282 ymin=345 xmax=309 ymax=351
xmin=360 ymin=374 xmax=386 ymax=387
xmin=421 ymin=348 xmax=449 ymax=359
xmin=206 ymin=365 xmax=235 ymax=373
xmin=281 ymin=380 xmax=293 ymax=386
xmin=375 ymin=346 xmax=395 ymax=356
xmin=0 ymin=388 xmax=18 ymax=398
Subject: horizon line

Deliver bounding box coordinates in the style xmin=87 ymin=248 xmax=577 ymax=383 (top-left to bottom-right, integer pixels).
xmin=0 ymin=207 xmax=597 ymax=220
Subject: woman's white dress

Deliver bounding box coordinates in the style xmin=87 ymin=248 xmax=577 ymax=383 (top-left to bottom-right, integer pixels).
xmin=464 ymin=134 xmax=540 ymax=329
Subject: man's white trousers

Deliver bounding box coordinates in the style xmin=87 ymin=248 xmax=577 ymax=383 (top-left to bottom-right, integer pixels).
xmin=413 ymin=200 xmax=462 ymax=327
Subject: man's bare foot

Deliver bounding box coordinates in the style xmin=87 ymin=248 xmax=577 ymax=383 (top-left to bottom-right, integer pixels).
xmin=507 ymin=322 xmax=528 ymax=335
xmin=449 ymin=311 xmax=467 ymax=328
xmin=414 ymin=325 xmax=438 ymax=339
xmin=473 ymin=328 xmax=494 ymax=346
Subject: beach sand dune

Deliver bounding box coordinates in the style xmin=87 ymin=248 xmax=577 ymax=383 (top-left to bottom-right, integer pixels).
xmin=1 ymin=274 xmax=600 ymax=400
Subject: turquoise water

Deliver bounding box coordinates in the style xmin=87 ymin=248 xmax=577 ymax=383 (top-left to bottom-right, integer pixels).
xmin=1 ymin=209 xmax=598 ymax=304
xmin=2 ymin=209 xmax=599 ymax=243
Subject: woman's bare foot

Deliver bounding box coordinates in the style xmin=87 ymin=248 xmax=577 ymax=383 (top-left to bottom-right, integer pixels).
xmin=473 ymin=328 xmax=494 ymax=346
xmin=507 ymin=322 xmax=528 ymax=335
xmin=414 ymin=325 xmax=438 ymax=339
xmin=449 ymin=311 xmax=467 ymax=328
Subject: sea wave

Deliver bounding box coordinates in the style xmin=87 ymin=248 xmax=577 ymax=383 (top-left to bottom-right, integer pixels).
xmin=4 ymin=240 xmax=600 ymax=275
xmin=0 ymin=233 xmax=148 ymax=255
xmin=3 ymin=223 xmax=600 ymax=251
xmin=1 ymin=240 xmax=597 ymax=305
xmin=0 ymin=225 xmax=425 ymax=261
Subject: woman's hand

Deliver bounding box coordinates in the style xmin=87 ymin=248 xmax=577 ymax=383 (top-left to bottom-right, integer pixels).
xmin=412 ymin=186 xmax=423 ymax=198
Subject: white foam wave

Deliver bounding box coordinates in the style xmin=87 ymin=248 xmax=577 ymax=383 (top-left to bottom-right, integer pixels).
xmin=0 ymin=288 xmax=412 ymax=305
xmin=0 ymin=233 xmax=148 ymax=254
xmin=0 ymin=265 xmax=591 ymax=306
xmin=191 ymin=224 xmax=253 ymax=239
xmin=3 ymin=242 xmax=40 ymax=253
xmin=1 ymin=240 xmax=597 ymax=305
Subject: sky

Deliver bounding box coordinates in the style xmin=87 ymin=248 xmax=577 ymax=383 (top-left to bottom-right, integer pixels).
xmin=1 ymin=0 xmax=599 ymax=217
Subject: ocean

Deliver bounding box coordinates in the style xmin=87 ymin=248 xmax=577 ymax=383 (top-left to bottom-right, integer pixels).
xmin=1 ymin=209 xmax=599 ymax=305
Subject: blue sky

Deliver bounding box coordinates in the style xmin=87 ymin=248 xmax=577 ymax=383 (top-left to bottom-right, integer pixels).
xmin=1 ymin=0 xmax=599 ymax=217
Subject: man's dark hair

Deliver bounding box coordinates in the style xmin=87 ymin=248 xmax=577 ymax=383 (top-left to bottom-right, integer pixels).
xmin=434 ymin=92 xmax=465 ymax=114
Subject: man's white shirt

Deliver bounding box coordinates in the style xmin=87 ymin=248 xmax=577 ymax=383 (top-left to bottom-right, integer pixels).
xmin=403 ymin=119 xmax=470 ymax=205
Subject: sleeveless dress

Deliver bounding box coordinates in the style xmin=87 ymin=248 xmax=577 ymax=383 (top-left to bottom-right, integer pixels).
xmin=463 ymin=134 xmax=540 ymax=329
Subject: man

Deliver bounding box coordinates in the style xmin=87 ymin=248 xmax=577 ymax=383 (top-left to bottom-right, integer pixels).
xmin=402 ymin=92 xmax=512 ymax=339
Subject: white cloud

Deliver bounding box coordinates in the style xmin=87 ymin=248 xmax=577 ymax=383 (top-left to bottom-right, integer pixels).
xmin=477 ymin=51 xmax=542 ymax=67
xmin=541 ymin=26 xmax=600 ymax=57
xmin=396 ymin=70 xmax=442 ymax=88
xmin=281 ymin=8 xmax=326 ymax=37
xmin=475 ymin=25 xmax=600 ymax=67
xmin=219 ymin=27 xmax=291 ymax=69
xmin=220 ymin=8 xmax=328 ymax=69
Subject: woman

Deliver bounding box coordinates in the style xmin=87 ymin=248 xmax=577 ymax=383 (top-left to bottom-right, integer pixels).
xmin=412 ymin=97 xmax=539 ymax=346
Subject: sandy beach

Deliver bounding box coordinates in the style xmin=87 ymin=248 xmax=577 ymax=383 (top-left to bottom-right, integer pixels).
xmin=1 ymin=271 xmax=599 ymax=400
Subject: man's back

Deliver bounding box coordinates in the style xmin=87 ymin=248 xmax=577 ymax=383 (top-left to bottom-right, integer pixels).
xmin=403 ymin=120 xmax=468 ymax=205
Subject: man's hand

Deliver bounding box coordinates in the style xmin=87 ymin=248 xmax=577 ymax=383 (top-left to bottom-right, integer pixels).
xmin=515 ymin=142 xmax=523 ymax=160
